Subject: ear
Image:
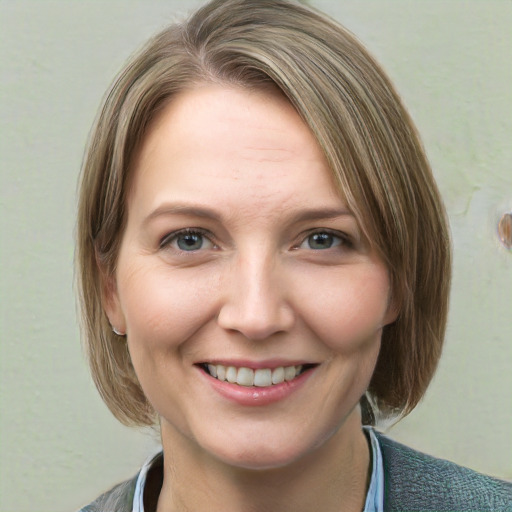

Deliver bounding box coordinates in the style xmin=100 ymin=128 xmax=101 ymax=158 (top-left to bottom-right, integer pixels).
xmin=383 ymin=292 xmax=400 ymax=326
xmin=97 ymin=255 xmax=126 ymax=336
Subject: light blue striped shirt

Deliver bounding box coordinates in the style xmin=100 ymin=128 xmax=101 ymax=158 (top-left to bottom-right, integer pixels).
xmin=363 ymin=427 xmax=384 ymax=512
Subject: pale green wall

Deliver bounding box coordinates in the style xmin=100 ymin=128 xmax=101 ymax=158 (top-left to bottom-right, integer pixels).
xmin=1 ymin=1 xmax=510 ymax=511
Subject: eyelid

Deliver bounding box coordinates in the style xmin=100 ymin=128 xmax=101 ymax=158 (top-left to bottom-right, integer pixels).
xmin=158 ymin=227 xmax=354 ymax=252
xmin=159 ymin=227 xmax=216 ymax=250
xmin=295 ymin=228 xmax=353 ymax=250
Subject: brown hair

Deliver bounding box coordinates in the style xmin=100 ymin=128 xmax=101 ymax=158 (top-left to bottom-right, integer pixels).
xmin=77 ymin=0 xmax=451 ymax=426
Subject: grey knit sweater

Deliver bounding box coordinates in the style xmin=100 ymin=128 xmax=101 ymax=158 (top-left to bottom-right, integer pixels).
xmin=80 ymin=432 xmax=512 ymax=511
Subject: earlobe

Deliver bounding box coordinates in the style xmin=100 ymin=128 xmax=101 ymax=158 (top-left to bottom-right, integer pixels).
xmin=384 ymin=293 xmax=400 ymax=326
xmin=97 ymin=255 xmax=126 ymax=335
xmin=102 ymin=274 xmax=127 ymax=335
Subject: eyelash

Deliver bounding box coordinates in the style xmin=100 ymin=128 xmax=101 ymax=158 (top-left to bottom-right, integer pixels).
xmin=159 ymin=228 xmax=216 ymax=252
xmin=296 ymin=229 xmax=353 ymax=251
xmin=159 ymin=228 xmax=353 ymax=253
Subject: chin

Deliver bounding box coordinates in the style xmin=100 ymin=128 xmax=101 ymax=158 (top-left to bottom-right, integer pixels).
xmin=214 ymin=445 xmax=305 ymax=471
xmin=202 ymin=426 xmax=333 ymax=472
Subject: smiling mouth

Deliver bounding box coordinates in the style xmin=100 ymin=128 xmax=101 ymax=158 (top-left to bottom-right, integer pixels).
xmin=199 ymin=363 xmax=316 ymax=387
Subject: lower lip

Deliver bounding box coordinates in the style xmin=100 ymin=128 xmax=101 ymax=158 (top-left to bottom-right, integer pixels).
xmin=199 ymin=367 xmax=315 ymax=406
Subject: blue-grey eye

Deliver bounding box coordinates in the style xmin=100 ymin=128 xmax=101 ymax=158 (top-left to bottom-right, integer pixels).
xmin=160 ymin=229 xmax=215 ymax=252
xmin=302 ymin=232 xmax=342 ymax=250
xmin=176 ymin=233 xmax=205 ymax=251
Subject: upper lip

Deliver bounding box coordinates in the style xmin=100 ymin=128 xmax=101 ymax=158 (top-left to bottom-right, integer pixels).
xmin=196 ymin=359 xmax=318 ymax=369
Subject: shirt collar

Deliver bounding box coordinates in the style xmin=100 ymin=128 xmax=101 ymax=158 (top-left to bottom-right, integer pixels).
xmin=363 ymin=426 xmax=385 ymax=512
xmin=132 ymin=451 xmax=159 ymax=512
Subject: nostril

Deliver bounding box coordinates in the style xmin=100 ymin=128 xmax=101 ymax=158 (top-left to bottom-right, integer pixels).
xmin=217 ymin=302 xmax=295 ymax=341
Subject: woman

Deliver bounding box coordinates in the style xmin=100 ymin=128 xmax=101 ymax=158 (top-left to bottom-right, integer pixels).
xmin=76 ymin=0 xmax=511 ymax=510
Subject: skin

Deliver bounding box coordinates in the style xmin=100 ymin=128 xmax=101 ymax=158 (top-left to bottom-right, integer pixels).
xmin=104 ymin=85 xmax=397 ymax=512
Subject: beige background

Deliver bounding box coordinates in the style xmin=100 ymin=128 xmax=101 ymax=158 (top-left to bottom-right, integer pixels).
xmin=1 ymin=1 xmax=511 ymax=511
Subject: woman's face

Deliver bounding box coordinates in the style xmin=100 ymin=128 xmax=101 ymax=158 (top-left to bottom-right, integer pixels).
xmin=105 ymin=85 xmax=396 ymax=469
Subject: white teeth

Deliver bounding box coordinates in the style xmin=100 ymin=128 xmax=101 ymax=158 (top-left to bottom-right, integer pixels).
xmin=237 ymin=367 xmax=254 ymax=387
xmin=271 ymin=366 xmax=285 ymax=384
xmin=226 ymin=366 xmax=237 ymax=383
xmin=254 ymin=368 xmax=272 ymax=387
xmin=207 ymin=364 xmax=217 ymax=378
xmin=206 ymin=364 xmax=304 ymax=387
xmin=216 ymin=365 xmax=226 ymax=381
xmin=284 ymin=366 xmax=297 ymax=381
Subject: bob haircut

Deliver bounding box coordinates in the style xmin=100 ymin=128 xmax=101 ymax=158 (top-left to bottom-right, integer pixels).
xmin=77 ymin=0 xmax=451 ymax=426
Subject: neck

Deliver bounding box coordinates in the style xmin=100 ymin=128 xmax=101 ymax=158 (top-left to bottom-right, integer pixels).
xmin=156 ymin=412 xmax=370 ymax=512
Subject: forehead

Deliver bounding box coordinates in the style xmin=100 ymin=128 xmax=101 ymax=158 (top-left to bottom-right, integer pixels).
xmin=127 ymin=85 xmax=347 ymax=220
xmin=138 ymin=85 xmax=322 ymax=168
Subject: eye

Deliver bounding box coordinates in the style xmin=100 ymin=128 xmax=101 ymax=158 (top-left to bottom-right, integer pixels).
xmin=160 ymin=229 xmax=215 ymax=252
xmin=299 ymin=231 xmax=348 ymax=250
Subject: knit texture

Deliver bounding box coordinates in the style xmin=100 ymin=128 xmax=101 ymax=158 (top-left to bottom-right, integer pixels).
xmin=376 ymin=433 xmax=511 ymax=511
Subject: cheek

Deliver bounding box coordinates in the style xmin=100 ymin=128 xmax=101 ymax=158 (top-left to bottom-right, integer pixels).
xmin=117 ymin=264 xmax=221 ymax=413
xmin=117 ymin=262 xmax=220 ymax=347
xmin=293 ymin=266 xmax=391 ymax=352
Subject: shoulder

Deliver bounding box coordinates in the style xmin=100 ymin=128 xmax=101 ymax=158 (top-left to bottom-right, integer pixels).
xmin=375 ymin=431 xmax=512 ymax=511
xmin=77 ymin=475 xmax=138 ymax=512
xmin=77 ymin=451 xmax=163 ymax=512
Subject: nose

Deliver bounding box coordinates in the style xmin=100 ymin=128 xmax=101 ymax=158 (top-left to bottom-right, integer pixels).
xmin=217 ymin=252 xmax=295 ymax=341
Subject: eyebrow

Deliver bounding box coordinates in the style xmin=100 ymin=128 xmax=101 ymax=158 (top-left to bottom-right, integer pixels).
xmin=143 ymin=204 xmax=222 ymax=226
xmin=287 ymin=207 xmax=355 ymax=223
xmin=143 ymin=203 xmax=354 ymax=226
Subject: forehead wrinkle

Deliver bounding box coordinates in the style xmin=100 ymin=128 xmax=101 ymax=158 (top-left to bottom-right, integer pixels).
xmin=230 ymin=188 xmax=306 ymax=227
xmin=240 ymin=146 xmax=293 ymax=163
xmin=204 ymin=189 xmax=293 ymax=233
